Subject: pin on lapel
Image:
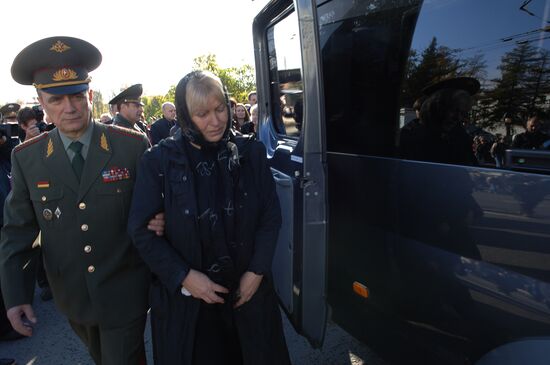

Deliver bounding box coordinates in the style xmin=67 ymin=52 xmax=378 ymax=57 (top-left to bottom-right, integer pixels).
xmin=43 ymin=209 xmax=53 ymax=221
xmin=54 ymin=207 xmax=61 ymax=219
xmin=37 ymin=181 xmax=50 ymax=189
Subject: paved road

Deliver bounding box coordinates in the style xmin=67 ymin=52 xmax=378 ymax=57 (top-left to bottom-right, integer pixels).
xmin=0 ymin=290 xmax=386 ymax=365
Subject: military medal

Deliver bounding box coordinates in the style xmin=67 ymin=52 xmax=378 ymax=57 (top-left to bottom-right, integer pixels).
xmin=54 ymin=207 xmax=61 ymax=219
xmin=102 ymin=167 xmax=131 ymax=183
xmin=37 ymin=181 xmax=50 ymax=189
xmin=43 ymin=209 xmax=53 ymax=221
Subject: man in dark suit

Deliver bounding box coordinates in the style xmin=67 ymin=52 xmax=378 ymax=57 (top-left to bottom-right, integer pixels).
xmin=149 ymin=102 xmax=176 ymax=145
xmin=0 ymin=36 xmax=162 ymax=365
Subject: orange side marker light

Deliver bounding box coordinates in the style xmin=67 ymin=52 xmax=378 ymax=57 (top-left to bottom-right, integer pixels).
xmin=353 ymin=281 xmax=369 ymax=298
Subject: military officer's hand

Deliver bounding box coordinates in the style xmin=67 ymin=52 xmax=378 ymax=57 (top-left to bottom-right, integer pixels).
xmin=182 ymin=269 xmax=229 ymax=304
xmin=234 ymin=271 xmax=263 ymax=308
xmin=7 ymin=304 xmax=37 ymax=337
xmin=147 ymin=212 xmax=165 ymax=236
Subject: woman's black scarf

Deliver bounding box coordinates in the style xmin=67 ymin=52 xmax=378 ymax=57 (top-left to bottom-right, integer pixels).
xmin=175 ymin=71 xmax=241 ymax=295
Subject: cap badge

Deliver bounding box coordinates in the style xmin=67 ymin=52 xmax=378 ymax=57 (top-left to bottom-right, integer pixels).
xmin=46 ymin=139 xmax=54 ymax=158
xmin=52 ymin=68 xmax=78 ymax=82
xmin=50 ymin=40 xmax=71 ymax=53
xmin=100 ymin=133 xmax=109 ymax=151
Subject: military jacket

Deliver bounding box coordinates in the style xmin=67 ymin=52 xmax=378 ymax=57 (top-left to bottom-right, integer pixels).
xmin=113 ymin=114 xmax=150 ymax=144
xmin=0 ymin=122 xmax=151 ymax=326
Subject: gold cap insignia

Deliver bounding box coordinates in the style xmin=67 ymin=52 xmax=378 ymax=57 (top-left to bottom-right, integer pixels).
xmin=46 ymin=139 xmax=54 ymax=157
xmin=100 ymin=133 xmax=109 ymax=151
xmin=52 ymin=68 xmax=78 ymax=82
xmin=50 ymin=40 xmax=71 ymax=53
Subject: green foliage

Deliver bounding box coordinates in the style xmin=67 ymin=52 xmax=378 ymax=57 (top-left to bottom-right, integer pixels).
xmin=96 ymin=54 xmax=255 ymax=122
xmin=92 ymin=90 xmax=108 ymax=119
xmin=192 ymin=54 xmax=256 ymax=103
xmin=402 ymin=37 xmax=486 ymax=107
xmin=403 ymin=38 xmax=550 ymax=131
xmin=142 ymin=95 xmax=166 ymax=123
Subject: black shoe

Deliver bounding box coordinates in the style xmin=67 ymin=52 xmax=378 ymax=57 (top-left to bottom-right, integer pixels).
xmin=0 ymin=329 xmax=24 ymax=341
xmin=0 ymin=359 xmax=16 ymax=365
xmin=40 ymin=286 xmax=53 ymax=301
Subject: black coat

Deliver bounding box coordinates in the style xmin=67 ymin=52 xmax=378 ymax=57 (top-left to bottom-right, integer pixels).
xmin=128 ymin=131 xmax=290 ymax=365
xmin=149 ymin=117 xmax=176 ymax=145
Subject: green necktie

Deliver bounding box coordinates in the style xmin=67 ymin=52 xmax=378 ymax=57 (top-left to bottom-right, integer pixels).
xmin=69 ymin=141 xmax=85 ymax=181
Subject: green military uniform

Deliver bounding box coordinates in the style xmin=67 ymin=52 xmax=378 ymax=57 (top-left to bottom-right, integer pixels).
xmin=0 ymin=122 xmax=150 ymax=323
xmin=0 ymin=36 xmax=151 ymax=365
xmin=110 ymin=84 xmax=150 ymax=142
xmin=113 ymin=113 xmax=147 ymax=136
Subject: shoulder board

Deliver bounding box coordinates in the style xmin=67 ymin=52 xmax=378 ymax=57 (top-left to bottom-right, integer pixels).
xmin=13 ymin=132 xmax=48 ymax=153
xmin=108 ymin=125 xmax=144 ymax=140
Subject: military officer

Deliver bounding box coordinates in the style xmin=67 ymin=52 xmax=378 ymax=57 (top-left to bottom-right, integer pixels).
xmin=0 ymin=36 xmax=162 ymax=365
xmin=109 ymin=84 xmax=150 ymax=142
xmin=0 ymin=103 xmax=20 ymax=124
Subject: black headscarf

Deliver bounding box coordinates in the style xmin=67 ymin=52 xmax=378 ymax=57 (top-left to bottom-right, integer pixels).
xmin=175 ymin=70 xmax=232 ymax=149
xmin=174 ymin=70 xmax=241 ymax=295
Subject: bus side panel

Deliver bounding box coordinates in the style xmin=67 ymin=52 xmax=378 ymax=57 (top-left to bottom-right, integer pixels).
xmin=327 ymin=153 xmax=550 ymax=363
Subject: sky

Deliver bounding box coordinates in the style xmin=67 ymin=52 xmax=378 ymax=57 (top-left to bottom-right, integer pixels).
xmin=0 ymin=0 xmax=270 ymax=105
xmin=412 ymin=0 xmax=550 ymax=79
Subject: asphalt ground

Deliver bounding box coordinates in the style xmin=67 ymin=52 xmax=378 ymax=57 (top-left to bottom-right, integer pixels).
xmin=0 ymin=289 xmax=386 ymax=365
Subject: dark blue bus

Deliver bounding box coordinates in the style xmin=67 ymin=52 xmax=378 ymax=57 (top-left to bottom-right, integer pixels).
xmin=253 ymin=0 xmax=550 ymax=363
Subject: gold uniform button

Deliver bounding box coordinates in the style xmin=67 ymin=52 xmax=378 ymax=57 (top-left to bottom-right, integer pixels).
xmin=87 ymin=265 xmax=95 ymax=273
xmin=84 ymin=245 xmax=92 ymax=253
xmin=41 ymin=196 xmax=47 ymax=202
xmin=81 ymin=224 xmax=89 ymax=231
xmin=79 ymin=202 xmax=86 ymax=210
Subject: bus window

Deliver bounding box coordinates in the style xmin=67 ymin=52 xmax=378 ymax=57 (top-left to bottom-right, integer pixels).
xmin=267 ymin=10 xmax=304 ymax=137
xmin=397 ymin=0 xmax=550 ymax=171
xmin=318 ymin=0 xmax=420 ymax=156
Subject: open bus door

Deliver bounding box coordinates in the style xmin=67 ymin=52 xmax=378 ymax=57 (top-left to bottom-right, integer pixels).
xmin=253 ymin=0 xmax=328 ymax=348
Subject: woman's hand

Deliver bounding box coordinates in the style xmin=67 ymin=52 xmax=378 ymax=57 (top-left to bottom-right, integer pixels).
xmin=147 ymin=212 xmax=165 ymax=236
xmin=234 ymin=271 xmax=263 ymax=308
xmin=182 ymin=269 xmax=229 ymax=304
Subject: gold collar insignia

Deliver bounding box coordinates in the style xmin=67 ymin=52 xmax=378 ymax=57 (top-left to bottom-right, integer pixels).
xmin=100 ymin=133 xmax=109 ymax=151
xmin=46 ymin=139 xmax=54 ymax=158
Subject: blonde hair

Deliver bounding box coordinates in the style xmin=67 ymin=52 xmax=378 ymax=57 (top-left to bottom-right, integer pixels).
xmin=185 ymin=71 xmax=225 ymax=116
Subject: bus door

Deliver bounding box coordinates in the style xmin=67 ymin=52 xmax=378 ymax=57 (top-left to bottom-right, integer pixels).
xmin=253 ymin=0 xmax=328 ymax=347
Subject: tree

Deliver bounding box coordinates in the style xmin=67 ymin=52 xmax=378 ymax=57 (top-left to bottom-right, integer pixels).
xmin=92 ymin=90 xmax=108 ymax=119
xmin=485 ymin=43 xmax=545 ymax=127
xmin=192 ymin=54 xmax=256 ymax=103
xmin=401 ymin=37 xmax=486 ymax=107
xmin=142 ymin=95 xmax=166 ymax=123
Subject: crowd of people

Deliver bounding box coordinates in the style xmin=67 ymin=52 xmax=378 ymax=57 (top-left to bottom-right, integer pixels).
xmin=0 ymin=36 xmax=284 ymax=365
xmin=399 ymin=77 xmax=550 ymax=168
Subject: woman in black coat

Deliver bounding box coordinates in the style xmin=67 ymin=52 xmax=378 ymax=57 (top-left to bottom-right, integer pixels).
xmin=128 ymin=70 xmax=290 ymax=365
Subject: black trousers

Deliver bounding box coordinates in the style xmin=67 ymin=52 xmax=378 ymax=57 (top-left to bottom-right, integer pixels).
xmin=69 ymin=314 xmax=147 ymax=365
xmin=192 ymin=303 xmax=243 ymax=365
